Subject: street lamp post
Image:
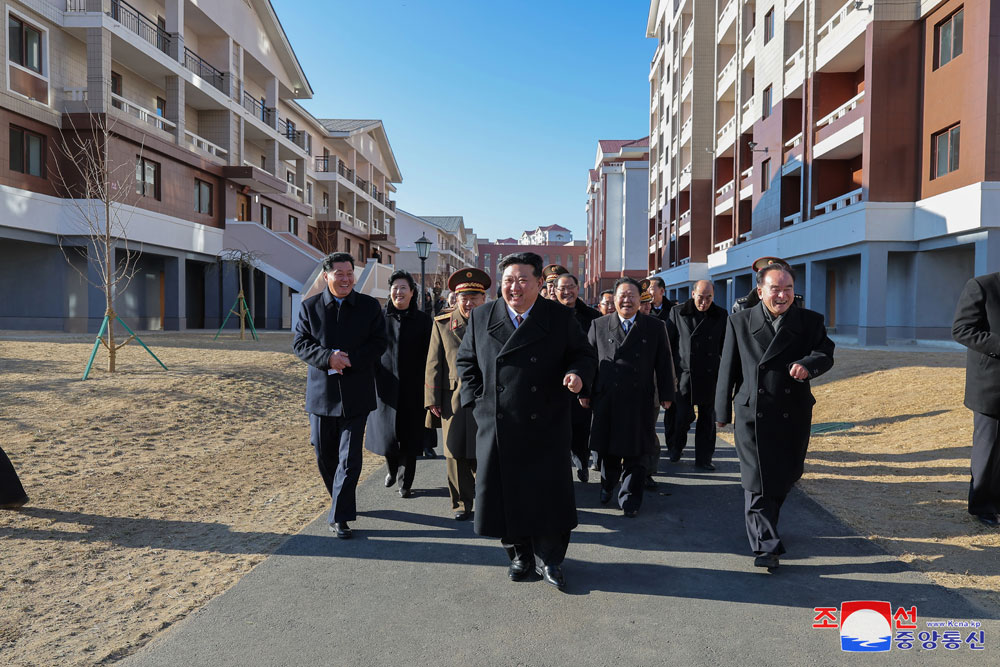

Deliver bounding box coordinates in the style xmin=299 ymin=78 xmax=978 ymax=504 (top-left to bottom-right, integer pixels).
xmin=415 ymin=234 xmax=432 ymax=313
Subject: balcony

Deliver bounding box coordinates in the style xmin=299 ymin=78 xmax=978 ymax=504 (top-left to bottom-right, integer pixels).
xmin=277 ymin=117 xmax=310 ymax=152
xmin=242 ymin=90 xmax=275 ymax=126
xmin=717 ymin=54 xmax=737 ymax=99
xmin=680 ymin=117 xmax=692 ymax=146
xmin=718 ymin=0 xmax=738 ymax=39
xmin=716 ymin=115 xmax=737 ymax=152
xmin=715 ymin=179 xmax=735 ymax=215
xmin=743 ymin=30 xmax=755 ymax=65
xmin=814 ymin=91 xmax=865 ymax=159
xmin=184 ymin=47 xmax=227 ymax=95
xmin=740 ymin=97 xmax=754 ymax=132
xmin=714 ymin=238 xmax=734 ymax=252
xmin=739 ymin=166 xmax=753 ymax=199
xmin=681 ymin=71 xmax=693 ymax=101
xmin=682 ymin=23 xmax=694 ymax=55
xmin=100 ymin=0 xmax=172 ymax=55
xmin=184 ymin=130 xmax=227 ymax=160
xmin=782 ymin=132 xmax=804 ymax=174
xmin=110 ymin=92 xmax=175 ymax=134
xmin=679 ymin=209 xmax=692 ymax=236
xmin=783 ymin=212 xmax=803 ymax=226
xmin=815 ymin=187 xmax=862 ymax=215
xmin=785 ymin=0 xmax=804 ymax=20
xmin=784 ymin=46 xmax=805 ymax=96
xmin=287 ymin=182 xmax=303 ymax=200
xmin=816 ymin=0 xmax=871 ymax=72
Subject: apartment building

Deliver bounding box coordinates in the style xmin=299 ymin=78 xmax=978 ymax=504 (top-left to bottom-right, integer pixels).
xmin=519 ymin=224 xmax=572 ymax=245
xmin=478 ymin=238 xmax=587 ymax=296
xmin=584 ymin=137 xmax=650 ymax=302
xmin=647 ymin=0 xmax=999 ymax=343
xmin=0 ymin=0 xmax=400 ymax=331
xmin=394 ymin=210 xmax=477 ymax=293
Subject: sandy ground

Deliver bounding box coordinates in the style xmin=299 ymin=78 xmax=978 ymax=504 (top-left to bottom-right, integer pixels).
xmin=0 ymin=334 xmax=996 ymax=665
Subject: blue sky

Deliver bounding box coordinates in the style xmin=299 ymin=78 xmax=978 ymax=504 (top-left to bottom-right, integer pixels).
xmin=274 ymin=0 xmax=654 ymax=242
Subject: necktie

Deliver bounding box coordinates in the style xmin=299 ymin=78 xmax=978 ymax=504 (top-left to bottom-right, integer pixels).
xmin=515 ymin=315 xmax=523 ymax=328
xmin=622 ymin=319 xmax=631 ymax=334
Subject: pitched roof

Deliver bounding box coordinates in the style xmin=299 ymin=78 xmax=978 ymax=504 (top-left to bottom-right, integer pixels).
xmin=318 ymin=119 xmax=381 ymax=133
xmin=589 ymin=169 xmax=599 ymax=182
xmin=539 ymin=224 xmax=570 ymax=232
xmin=316 ymin=119 xmax=402 ymax=183
xmin=421 ymin=216 xmax=465 ymax=234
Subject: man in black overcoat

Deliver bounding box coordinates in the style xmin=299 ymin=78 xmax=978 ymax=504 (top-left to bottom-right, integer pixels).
xmin=554 ymin=272 xmax=602 ymax=482
xmin=583 ymin=277 xmax=674 ymax=517
xmin=715 ymin=265 xmax=834 ymax=569
xmin=646 ymin=277 xmax=681 ymax=483
xmin=732 ymin=257 xmax=804 ymax=313
xmin=456 ymin=252 xmax=597 ymax=590
xmin=669 ymin=280 xmax=727 ymax=469
xmin=293 ymin=252 xmax=388 ymax=539
xmin=952 ymin=271 xmax=1000 ymax=527
xmin=1 ymin=445 xmax=28 ymax=509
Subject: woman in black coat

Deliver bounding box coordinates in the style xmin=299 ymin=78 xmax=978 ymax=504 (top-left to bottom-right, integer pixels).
xmin=365 ymin=270 xmax=435 ymax=497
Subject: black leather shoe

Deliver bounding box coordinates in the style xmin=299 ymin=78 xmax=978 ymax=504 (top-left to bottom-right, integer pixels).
xmin=576 ymin=467 xmax=589 ymax=483
xmin=454 ymin=510 xmax=472 ymax=521
xmin=398 ymin=487 xmax=413 ymax=499
xmin=508 ymin=559 xmax=531 ymax=581
xmin=384 ymin=472 xmax=396 ymax=488
xmin=695 ymin=462 xmax=716 ymax=471
xmin=330 ymin=522 xmax=352 ymax=539
xmin=975 ymin=513 xmax=1000 ymax=527
xmin=0 ymin=494 xmax=28 ymax=510
xmin=423 ymin=448 xmax=437 ymax=459
xmin=535 ymin=564 xmax=566 ymax=590
xmin=623 ymin=508 xmax=638 ymax=518
xmin=668 ymin=450 xmax=681 ymax=463
xmin=599 ymin=489 xmax=612 ymax=505
xmin=644 ymin=475 xmax=657 ymax=491
xmin=753 ymin=554 xmax=779 ymax=569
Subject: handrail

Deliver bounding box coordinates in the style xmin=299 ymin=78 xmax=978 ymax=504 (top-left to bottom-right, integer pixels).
xmin=717 ymin=53 xmax=738 ymax=86
xmin=785 ymin=45 xmax=805 ymax=71
xmin=184 ymin=47 xmax=225 ymax=93
xmin=185 ymin=130 xmax=227 ymax=158
xmin=784 ymin=132 xmax=803 ymax=149
xmin=814 ymin=187 xmax=863 ymax=214
xmin=717 ymin=116 xmax=737 ymax=141
xmin=816 ymin=90 xmax=865 ymax=128
xmin=107 ymin=0 xmax=171 ymax=55
xmin=741 ymin=166 xmax=753 ymax=180
xmin=715 ymin=238 xmax=734 ymax=251
xmin=242 ymin=90 xmax=275 ymax=125
xmin=716 ymin=179 xmax=736 ymax=197
xmin=817 ymin=0 xmax=860 ymax=43
xmin=783 ymin=212 xmax=803 ymax=225
xmin=719 ymin=0 xmax=737 ymax=27
xmin=111 ymin=92 xmax=175 ymax=132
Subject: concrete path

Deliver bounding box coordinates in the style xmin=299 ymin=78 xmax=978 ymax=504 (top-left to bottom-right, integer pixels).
xmin=124 ymin=440 xmax=996 ymax=666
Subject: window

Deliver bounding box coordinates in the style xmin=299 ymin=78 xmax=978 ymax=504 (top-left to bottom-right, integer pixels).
xmin=156 ymin=97 xmax=166 ymax=117
xmin=289 ymin=215 xmax=299 ymax=235
xmin=285 ymin=119 xmax=296 ymax=139
xmin=764 ymin=9 xmax=774 ymax=44
xmin=135 ymin=157 xmax=160 ymax=199
xmin=343 ymin=238 xmax=351 ymax=254
xmin=8 ymin=16 xmax=42 ymax=73
xmin=194 ymin=179 xmax=212 ymax=214
xmin=936 ymin=8 xmax=964 ymax=68
xmin=932 ymin=124 xmax=960 ymax=178
xmin=286 ymin=170 xmax=295 ymax=184
xmin=9 ymin=126 xmax=44 ymax=177
xmin=260 ymin=154 xmax=266 ymax=169
xmin=762 ymin=85 xmax=772 ymax=120
xmin=110 ymin=71 xmax=122 ymax=109
xmin=761 ymin=158 xmax=771 ymax=192
xmin=261 ymin=204 xmax=272 ymax=229
xmin=306 ymin=182 xmax=312 ymax=205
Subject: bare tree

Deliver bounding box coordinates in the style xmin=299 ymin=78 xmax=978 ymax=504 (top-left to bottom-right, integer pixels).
xmin=311 ymin=221 xmax=338 ymax=256
xmin=51 ymin=110 xmax=151 ymax=374
xmin=217 ymin=247 xmax=262 ymax=341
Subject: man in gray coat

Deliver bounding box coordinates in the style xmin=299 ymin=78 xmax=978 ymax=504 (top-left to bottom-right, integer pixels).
xmin=716 ymin=265 xmax=834 ymax=569
xmin=952 ymin=272 xmax=1000 ymax=527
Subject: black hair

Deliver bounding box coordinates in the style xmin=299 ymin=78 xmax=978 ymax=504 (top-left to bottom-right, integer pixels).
xmin=388 ymin=269 xmax=417 ymax=291
xmin=497 ymin=252 xmax=542 ymax=278
xmin=756 ymin=264 xmax=795 ymax=286
xmin=556 ymin=273 xmax=579 ymax=287
xmin=600 ymin=289 xmax=614 ymax=298
xmin=613 ymin=276 xmax=642 ymax=294
xmin=323 ymin=252 xmax=355 ymax=271
xmin=648 ymin=277 xmax=665 ymax=290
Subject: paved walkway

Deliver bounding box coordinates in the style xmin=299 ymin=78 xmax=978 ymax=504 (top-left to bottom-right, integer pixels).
xmin=124 ymin=439 xmax=995 ymax=666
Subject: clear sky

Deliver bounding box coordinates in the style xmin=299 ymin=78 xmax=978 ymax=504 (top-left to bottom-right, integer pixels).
xmin=273 ymin=0 xmax=654 ymax=242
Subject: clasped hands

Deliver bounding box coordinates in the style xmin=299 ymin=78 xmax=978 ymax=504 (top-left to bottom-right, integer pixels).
xmin=328 ymin=350 xmax=351 ymax=371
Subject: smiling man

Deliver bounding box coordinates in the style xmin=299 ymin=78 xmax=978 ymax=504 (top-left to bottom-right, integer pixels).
xmin=715 ymin=265 xmax=834 ymax=570
xmin=456 ymin=252 xmax=596 ymax=590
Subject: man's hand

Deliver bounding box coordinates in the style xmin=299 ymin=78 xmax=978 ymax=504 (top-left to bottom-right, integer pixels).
xmin=578 ymin=397 xmax=591 ymax=409
xmin=429 ymin=406 xmax=442 ymax=418
xmin=563 ymin=373 xmax=583 ymax=394
xmin=789 ymin=363 xmax=809 ymax=381
xmin=328 ymin=350 xmax=351 ymax=371
xmin=660 ymin=400 xmax=672 ymax=410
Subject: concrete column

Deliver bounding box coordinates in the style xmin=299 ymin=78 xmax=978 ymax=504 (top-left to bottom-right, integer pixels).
xmin=220 ymin=261 xmax=239 ymax=330
xmin=266 ymin=276 xmax=282 ymax=329
xmin=265 ymin=76 xmax=279 ymax=129
xmin=295 ymin=159 xmax=306 ymax=202
xmin=85 ymin=27 xmax=110 ymax=113
xmin=163 ymin=256 xmax=186 ymax=330
xmin=204 ymin=261 xmax=222 ymax=329
xmin=974 ymin=229 xmax=1000 ymax=276
xmin=166 ymin=75 xmax=184 ymax=145
xmin=805 ymin=259 xmax=827 ymax=317
xmin=166 ymin=0 xmax=184 ymax=62
xmin=265 ymin=139 xmax=279 ymax=176
xmin=858 ymin=244 xmax=888 ymax=346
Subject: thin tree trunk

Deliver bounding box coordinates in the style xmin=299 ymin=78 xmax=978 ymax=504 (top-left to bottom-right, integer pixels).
xmin=237 ymin=266 xmax=246 ymax=340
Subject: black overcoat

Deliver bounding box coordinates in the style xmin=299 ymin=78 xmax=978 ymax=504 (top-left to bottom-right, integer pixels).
xmin=670 ymin=300 xmax=728 ymax=405
xmin=293 ymin=289 xmax=387 ymax=418
xmin=952 ymin=273 xmax=1000 ymax=418
xmin=715 ymin=303 xmax=834 ymax=496
xmin=455 ymin=297 xmax=597 ymax=538
xmin=587 ymin=313 xmax=675 ymax=458
xmin=569 ymin=299 xmax=601 ymax=428
xmin=366 ymin=302 xmax=435 ymax=456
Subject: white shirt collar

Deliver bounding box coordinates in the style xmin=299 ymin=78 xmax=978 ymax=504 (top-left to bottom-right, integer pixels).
xmin=617 ymin=312 xmax=637 ymax=326
xmin=506 ymin=301 xmax=534 ymax=327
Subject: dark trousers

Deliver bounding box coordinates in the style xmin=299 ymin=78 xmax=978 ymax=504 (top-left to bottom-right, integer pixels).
xmin=645 ymin=405 xmax=661 ymax=475
xmin=662 ymin=404 xmax=677 ymax=454
xmin=744 ymin=489 xmax=787 ymax=556
xmin=446 ymin=456 xmax=476 ymax=512
xmin=310 ymin=413 xmax=366 ymax=524
xmin=601 ymin=456 xmax=646 ymax=512
xmin=570 ymin=417 xmax=592 ymax=473
xmin=672 ymin=394 xmax=717 ymax=465
xmin=502 ymin=532 xmax=571 ymax=568
xmin=0 ymin=445 xmax=27 ymax=504
xmin=385 ymin=450 xmax=416 ymax=490
xmin=970 ymin=412 xmax=1000 ymax=515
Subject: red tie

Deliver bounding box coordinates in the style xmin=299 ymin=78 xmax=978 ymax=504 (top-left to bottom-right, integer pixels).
xmin=515 ymin=315 xmax=523 ymax=327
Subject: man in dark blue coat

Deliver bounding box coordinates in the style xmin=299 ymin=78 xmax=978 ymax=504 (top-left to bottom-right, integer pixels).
xmin=293 ymin=252 xmax=387 ymax=539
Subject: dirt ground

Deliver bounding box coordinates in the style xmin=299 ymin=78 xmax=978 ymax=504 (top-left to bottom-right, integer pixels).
xmin=0 ymin=334 xmax=996 ymax=665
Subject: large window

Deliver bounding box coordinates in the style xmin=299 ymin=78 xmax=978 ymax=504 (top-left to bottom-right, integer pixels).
xmin=8 ymin=16 xmax=42 ymax=73
xmin=288 ymin=215 xmax=299 ymax=236
xmin=9 ymin=125 xmax=44 ymax=177
xmin=761 ymin=158 xmax=771 ymax=192
xmin=932 ymin=124 xmax=960 ymax=179
xmin=936 ymin=8 xmax=964 ymax=68
xmin=135 ymin=157 xmax=160 ymax=199
xmin=261 ymin=204 xmax=272 ymax=229
xmin=763 ymin=9 xmax=774 ymax=44
xmin=762 ymin=85 xmax=772 ymax=120
xmin=194 ymin=179 xmax=212 ymax=214
xmin=110 ymin=71 xmax=122 ymax=109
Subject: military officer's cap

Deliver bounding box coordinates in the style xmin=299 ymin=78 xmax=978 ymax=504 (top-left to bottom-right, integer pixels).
xmin=542 ymin=264 xmax=570 ymax=283
xmin=640 ymin=279 xmax=653 ymax=302
xmin=447 ymin=267 xmax=491 ymax=294
xmin=751 ymin=256 xmax=792 ymax=272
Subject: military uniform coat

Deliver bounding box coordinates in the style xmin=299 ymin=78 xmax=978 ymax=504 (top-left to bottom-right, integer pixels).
xmin=670 ymin=300 xmax=728 ymax=405
xmin=365 ymin=302 xmax=435 ymax=456
xmin=455 ymin=297 xmax=597 ymax=538
xmin=715 ymin=303 xmax=835 ymax=496
xmin=424 ymin=308 xmax=477 ymax=459
xmin=587 ymin=313 xmax=676 ymax=458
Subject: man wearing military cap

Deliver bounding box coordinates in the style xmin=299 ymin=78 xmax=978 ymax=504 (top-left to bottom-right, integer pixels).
xmin=542 ymin=264 xmax=569 ymax=300
xmin=425 ymin=268 xmax=491 ymax=520
xmin=639 ymin=280 xmax=654 ymax=316
xmin=732 ymin=257 xmax=805 ymax=313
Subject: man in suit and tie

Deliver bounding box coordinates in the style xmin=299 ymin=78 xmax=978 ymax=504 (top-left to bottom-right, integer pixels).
xmin=715 ymin=265 xmax=834 ymax=569
xmin=293 ymin=252 xmax=388 ymax=539
xmin=952 ymin=272 xmax=1000 ymax=527
xmin=582 ymin=277 xmax=675 ymax=518
xmin=456 ymin=252 xmax=596 ymax=590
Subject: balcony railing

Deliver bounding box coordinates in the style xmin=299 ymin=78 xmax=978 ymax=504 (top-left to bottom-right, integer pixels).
xmin=785 ymin=45 xmax=805 ymax=76
xmin=784 ymin=132 xmax=803 ymax=149
xmin=242 ymin=90 xmax=275 ymax=125
xmin=277 ymin=117 xmax=308 ymax=150
xmin=336 ymin=209 xmax=354 ymax=226
xmin=185 ymin=130 xmax=227 ymax=159
xmin=741 ymin=98 xmax=753 ymax=117
xmin=717 ymin=54 xmax=738 ymax=88
xmin=717 ymin=115 xmax=737 ymax=143
xmin=337 ymin=159 xmax=354 ymax=181
xmin=817 ymin=0 xmax=862 ymax=46
xmin=355 ymin=175 xmax=369 ymax=192
xmin=714 ymin=238 xmax=735 ymax=252
xmin=105 ymin=0 xmax=172 ymax=55
xmin=783 ymin=212 xmax=803 ymax=226
xmin=111 ymin=92 xmax=175 ymax=133
xmin=719 ymin=0 xmax=737 ymax=31
xmin=287 ymin=182 xmax=303 ymax=199
xmin=716 ymin=179 xmax=735 ymax=198
xmin=184 ymin=47 xmax=226 ymax=94
xmin=314 ymin=156 xmax=332 ymax=172
xmin=682 ymin=24 xmax=694 ymax=53
xmin=387 ymin=200 xmax=396 ymax=211
xmin=816 ymin=90 xmax=865 ymax=129
xmin=815 ymin=187 xmax=863 ymax=215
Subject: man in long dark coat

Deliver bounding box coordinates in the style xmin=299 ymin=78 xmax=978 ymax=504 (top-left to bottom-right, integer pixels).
xmin=293 ymin=252 xmax=388 ymax=539
xmin=952 ymin=271 xmax=1000 ymax=527
xmin=584 ymin=277 xmax=674 ymax=517
xmin=669 ymin=280 xmax=727 ymax=470
xmin=1 ymin=445 xmax=28 ymax=509
xmin=646 ymin=278 xmax=681 ymax=485
xmin=715 ymin=265 xmax=834 ymax=569
xmin=456 ymin=251 xmax=596 ymax=590
xmin=425 ymin=268 xmax=491 ymax=521
xmin=554 ymin=272 xmax=601 ymax=482
xmin=732 ymin=257 xmax=804 ymax=313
